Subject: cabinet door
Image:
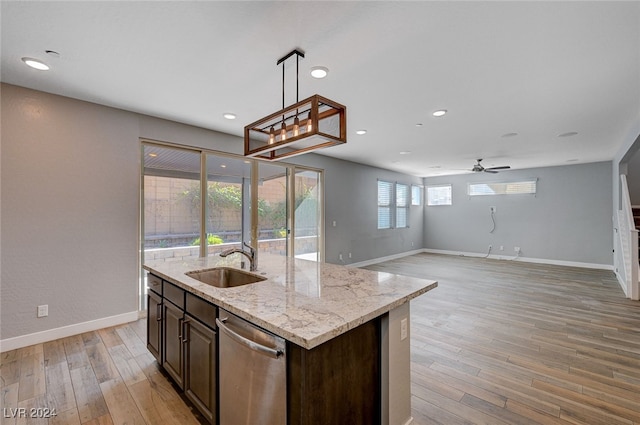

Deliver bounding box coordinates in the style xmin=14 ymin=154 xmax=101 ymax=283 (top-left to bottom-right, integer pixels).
xmin=163 ymin=301 xmax=184 ymax=388
xmin=147 ymin=291 xmax=162 ymax=362
xmin=184 ymin=317 xmax=216 ymax=424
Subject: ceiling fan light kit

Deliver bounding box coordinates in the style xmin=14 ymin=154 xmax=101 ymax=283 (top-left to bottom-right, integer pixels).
xmin=244 ymin=49 xmax=347 ymax=161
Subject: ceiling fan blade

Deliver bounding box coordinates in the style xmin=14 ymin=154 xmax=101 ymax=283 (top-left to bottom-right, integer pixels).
xmin=484 ymin=169 xmax=499 ymax=174
xmin=486 ymin=166 xmax=511 ymax=171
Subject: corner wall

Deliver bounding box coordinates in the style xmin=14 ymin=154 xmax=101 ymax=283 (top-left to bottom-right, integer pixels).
xmin=292 ymin=154 xmax=425 ymax=265
xmin=423 ymin=162 xmax=613 ymax=267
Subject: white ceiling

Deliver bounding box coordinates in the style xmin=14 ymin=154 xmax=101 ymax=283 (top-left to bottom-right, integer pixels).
xmin=2 ymin=1 xmax=639 ymax=177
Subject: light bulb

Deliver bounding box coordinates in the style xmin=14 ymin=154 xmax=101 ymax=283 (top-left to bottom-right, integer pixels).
xmin=280 ymin=122 xmax=287 ymax=141
xmin=269 ymin=126 xmax=275 ymax=145
xmin=307 ymin=118 xmax=313 ymax=132
xmin=293 ymin=117 xmax=300 ymax=137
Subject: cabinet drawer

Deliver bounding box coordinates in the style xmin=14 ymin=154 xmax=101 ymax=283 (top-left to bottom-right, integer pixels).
xmin=163 ymin=281 xmax=185 ymax=309
xmin=148 ymin=273 xmax=163 ymax=295
xmin=186 ymin=293 xmax=217 ymax=330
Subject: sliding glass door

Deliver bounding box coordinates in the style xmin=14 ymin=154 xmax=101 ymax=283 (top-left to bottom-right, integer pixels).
xmin=293 ymin=169 xmax=322 ymax=262
xmin=204 ymin=154 xmax=251 ymax=256
xmin=140 ymin=141 xmax=323 ymax=308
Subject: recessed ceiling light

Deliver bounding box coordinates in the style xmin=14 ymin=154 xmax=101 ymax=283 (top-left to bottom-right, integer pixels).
xmin=45 ymin=50 xmax=60 ymax=58
xmin=356 ymin=130 xmax=367 ymax=135
xmin=148 ymin=153 xmax=158 ymax=158
xmin=223 ymin=113 xmax=237 ymax=120
xmin=399 ymin=151 xmax=411 ymax=155
xmin=501 ymin=132 xmax=518 ymax=138
xmin=558 ymin=131 xmax=578 ymax=137
xmin=220 ymin=164 xmax=227 ymax=168
xmin=310 ymin=66 xmax=329 ymax=79
xmin=432 ymin=109 xmax=447 ymax=117
xmin=566 ymin=158 xmax=579 ymax=162
xmin=415 ymin=123 xmax=423 ymax=127
xmin=22 ymin=57 xmax=49 ymax=71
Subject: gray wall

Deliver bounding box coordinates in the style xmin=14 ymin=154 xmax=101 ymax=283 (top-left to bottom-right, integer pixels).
xmin=1 ymin=83 xmax=422 ymax=340
xmin=293 ymin=154 xmax=424 ymax=265
xmin=423 ymin=162 xmax=613 ymax=266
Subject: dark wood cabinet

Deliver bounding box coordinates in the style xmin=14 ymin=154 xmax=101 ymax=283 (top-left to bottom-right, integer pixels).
xmin=287 ymin=318 xmax=381 ymax=425
xmin=147 ymin=274 xmax=217 ymax=424
xmin=146 ymin=290 xmax=162 ymax=362
xmin=184 ymin=315 xmax=216 ymax=423
xmin=162 ymin=299 xmax=185 ymax=388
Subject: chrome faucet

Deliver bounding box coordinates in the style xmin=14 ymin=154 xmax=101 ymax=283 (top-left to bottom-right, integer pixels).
xmin=220 ymin=242 xmax=257 ymax=271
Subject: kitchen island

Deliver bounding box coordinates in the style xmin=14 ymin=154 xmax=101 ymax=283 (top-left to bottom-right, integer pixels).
xmin=144 ymin=253 xmax=437 ymax=425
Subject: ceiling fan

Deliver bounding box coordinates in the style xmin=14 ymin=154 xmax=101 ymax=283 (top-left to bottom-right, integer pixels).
xmin=471 ymin=158 xmax=511 ymax=173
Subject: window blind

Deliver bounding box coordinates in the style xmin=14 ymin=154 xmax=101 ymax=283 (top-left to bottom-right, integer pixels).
xmin=377 ymin=180 xmax=393 ymax=229
xmin=468 ymin=180 xmax=537 ymax=196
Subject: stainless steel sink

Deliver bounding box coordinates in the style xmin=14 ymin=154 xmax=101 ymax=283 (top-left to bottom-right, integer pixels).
xmin=185 ymin=267 xmax=267 ymax=288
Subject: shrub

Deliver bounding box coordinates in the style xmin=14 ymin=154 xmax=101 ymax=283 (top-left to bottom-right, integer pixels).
xmin=191 ymin=234 xmax=224 ymax=246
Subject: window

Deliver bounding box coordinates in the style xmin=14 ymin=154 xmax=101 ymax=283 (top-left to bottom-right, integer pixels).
xmin=468 ymin=180 xmax=537 ymax=196
xmin=377 ymin=180 xmax=393 ymax=229
xmin=427 ymin=184 xmax=452 ymax=206
xmin=411 ymin=185 xmax=422 ymax=206
xmin=378 ymin=180 xmax=411 ymax=229
xmin=396 ymin=183 xmax=409 ymax=228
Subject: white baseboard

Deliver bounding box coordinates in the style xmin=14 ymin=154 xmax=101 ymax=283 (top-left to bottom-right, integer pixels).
xmin=347 ymin=249 xmax=424 ymax=268
xmin=423 ymin=248 xmax=614 ymax=271
xmin=0 ymin=311 xmax=139 ymax=352
xmin=348 ymin=247 xmax=614 ymax=271
xmin=614 ymin=270 xmax=629 ymax=298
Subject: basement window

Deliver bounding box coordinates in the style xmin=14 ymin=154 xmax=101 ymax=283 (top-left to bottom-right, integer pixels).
xmin=468 ymin=179 xmax=537 ymax=196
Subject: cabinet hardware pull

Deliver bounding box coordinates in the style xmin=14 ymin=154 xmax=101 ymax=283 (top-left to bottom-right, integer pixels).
xmin=181 ymin=318 xmax=190 ymax=343
xmin=177 ymin=318 xmax=183 ymax=341
xmin=156 ymin=303 xmax=162 ymax=322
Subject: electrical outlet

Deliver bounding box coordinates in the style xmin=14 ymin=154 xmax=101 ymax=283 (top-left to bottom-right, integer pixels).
xmin=348 ymin=252 xmax=352 ymax=259
xmin=400 ymin=318 xmax=408 ymax=341
xmin=339 ymin=253 xmax=343 ymax=261
xmin=500 ymin=245 xmax=504 ymax=251
xmin=514 ymin=246 xmax=521 ymax=253
xmin=490 ymin=206 xmax=497 ymax=213
xmin=37 ymin=304 xmax=48 ymax=318
xmin=332 ymin=220 xmax=337 ymax=227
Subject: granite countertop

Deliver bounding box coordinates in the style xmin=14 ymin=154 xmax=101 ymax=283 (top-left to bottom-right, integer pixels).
xmin=143 ymin=254 xmax=437 ymax=349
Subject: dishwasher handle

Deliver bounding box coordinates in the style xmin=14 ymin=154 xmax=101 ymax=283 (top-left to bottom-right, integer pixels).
xmin=216 ymin=317 xmax=283 ymax=359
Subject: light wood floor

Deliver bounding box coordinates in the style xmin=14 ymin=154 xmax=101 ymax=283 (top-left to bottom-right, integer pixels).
xmin=1 ymin=319 xmax=206 ymax=425
xmin=365 ymin=253 xmax=640 ymax=425
xmin=1 ymin=253 xmax=638 ymax=425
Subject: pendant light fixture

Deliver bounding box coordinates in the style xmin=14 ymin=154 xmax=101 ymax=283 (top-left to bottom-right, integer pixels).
xmin=244 ymin=49 xmax=347 ymax=161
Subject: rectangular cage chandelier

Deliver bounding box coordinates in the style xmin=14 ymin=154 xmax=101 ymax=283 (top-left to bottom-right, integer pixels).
xmin=244 ymin=49 xmax=347 ymax=161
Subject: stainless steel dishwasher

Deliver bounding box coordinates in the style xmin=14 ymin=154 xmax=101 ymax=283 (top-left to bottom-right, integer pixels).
xmin=216 ymin=309 xmax=286 ymax=425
